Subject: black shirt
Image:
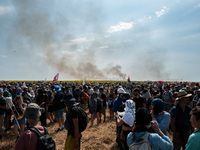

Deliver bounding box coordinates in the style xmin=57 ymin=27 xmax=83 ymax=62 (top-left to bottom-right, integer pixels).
xmin=170 ymin=103 xmax=192 ymax=133
xmin=133 ymin=96 xmax=146 ymax=111
xmin=66 ymin=106 xmax=79 ymax=136
xmin=187 ymin=90 xmax=193 ymax=102
xmin=13 ymin=103 xmax=24 ymax=116
xmin=100 ymin=93 xmax=107 ymax=107
xmin=23 ymin=97 xmax=31 ymax=104
xmin=53 ymin=91 xmax=64 ymax=110
xmin=151 ymin=90 xmax=159 ymax=97
xmin=35 ymin=94 xmax=48 ymax=109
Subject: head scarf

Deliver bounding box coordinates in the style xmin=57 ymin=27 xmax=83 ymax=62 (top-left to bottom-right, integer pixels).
xmin=119 ymin=100 xmax=135 ymax=127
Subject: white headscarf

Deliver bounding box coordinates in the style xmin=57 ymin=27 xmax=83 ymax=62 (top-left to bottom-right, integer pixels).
xmin=119 ymin=100 xmax=135 ymax=127
xmin=89 ymin=88 xmax=94 ymax=95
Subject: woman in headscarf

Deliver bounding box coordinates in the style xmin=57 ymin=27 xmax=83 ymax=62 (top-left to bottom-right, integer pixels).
xmin=127 ymin=108 xmax=173 ymax=150
xmin=116 ymin=100 xmax=135 ymax=150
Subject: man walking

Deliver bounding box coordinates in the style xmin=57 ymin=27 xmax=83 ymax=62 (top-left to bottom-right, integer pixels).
xmin=54 ymin=86 xmax=65 ymax=132
xmin=62 ymin=92 xmax=84 ymax=150
xmin=171 ymin=90 xmax=194 ymax=150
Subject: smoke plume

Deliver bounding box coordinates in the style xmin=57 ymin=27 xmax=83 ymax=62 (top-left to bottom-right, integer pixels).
xmin=7 ymin=0 xmax=127 ymax=80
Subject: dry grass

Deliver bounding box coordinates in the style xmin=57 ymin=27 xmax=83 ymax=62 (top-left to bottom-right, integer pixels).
xmin=0 ymin=109 xmax=173 ymax=150
xmin=0 ymin=109 xmax=120 ymax=150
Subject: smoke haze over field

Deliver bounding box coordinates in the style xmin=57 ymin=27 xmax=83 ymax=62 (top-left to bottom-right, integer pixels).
xmin=7 ymin=0 xmax=127 ymax=80
xmin=1 ymin=0 xmax=200 ymax=81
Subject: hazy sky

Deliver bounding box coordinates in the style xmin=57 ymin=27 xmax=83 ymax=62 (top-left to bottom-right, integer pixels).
xmin=0 ymin=0 xmax=200 ymax=81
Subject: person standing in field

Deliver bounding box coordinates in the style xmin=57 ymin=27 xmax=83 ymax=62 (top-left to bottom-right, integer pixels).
xmin=132 ymin=88 xmax=146 ymax=112
xmin=170 ymin=90 xmax=194 ymax=150
xmin=3 ymin=85 xmax=13 ymax=133
xmin=99 ymin=87 xmax=107 ymax=122
xmin=162 ymin=86 xmax=173 ymax=112
xmin=80 ymin=87 xmax=89 ymax=110
xmin=151 ymin=98 xmax=170 ymax=136
xmin=35 ymin=88 xmax=47 ymax=127
xmin=127 ymin=108 xmax=173 ymax=150
xmin=185 ymin=106 xmax=200 ymax=150
xmin=15 ymin=103 xmax=54 ymax=150
xmin=116 ymin=100 xmax=135 ymax=150
xmin=113 ymin=88 xmax=125 ymax=134
xmin=107 ymin=87 xmax=116 ymax=119
xmin=139 ymin=84 xmax=152 ymax=101
xmin=63 ymin=92 xmax=83 ymax=150
xmin=0 ymin=88 xmax=7 ymax=140
xmin=90 ymin=88 xmax=100 ymax=127
xmin=13 ymin=95 xmax=27 ymax=141
xmin=54 ymin=86 xmax=65 ymax=132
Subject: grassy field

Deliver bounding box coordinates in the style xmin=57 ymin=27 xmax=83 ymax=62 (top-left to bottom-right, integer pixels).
xmin=0 ymin=108 xmax=174 ymax=150
xmin=0 ymin=109 xmax=120 ymax=150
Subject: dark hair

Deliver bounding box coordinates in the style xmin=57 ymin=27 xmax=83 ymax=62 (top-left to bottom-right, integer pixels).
xmin=190 ymin=106 xmax=200 ymax=121
xmin=99 ymin=87 xmax=104 ymax=91
xmin=165 ymin=86 xmax=170 ymax=89
xmin=37 ymin=88 xmax=43 ymax=95
xmin=132 ymin=108 xmax=152 ymax=139
xmin=16 ymin=95 xmax=22 ymax=101
xmin=133 ymin=88 xmax=140 ymax=93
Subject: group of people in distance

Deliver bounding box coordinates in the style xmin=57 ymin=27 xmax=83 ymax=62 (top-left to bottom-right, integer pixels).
xmin=0 ymin=81 xmax=200 ymax=150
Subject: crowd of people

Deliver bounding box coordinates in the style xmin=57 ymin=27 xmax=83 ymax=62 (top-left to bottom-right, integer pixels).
xmin=0 ymin=81 xmax=200 ymax=149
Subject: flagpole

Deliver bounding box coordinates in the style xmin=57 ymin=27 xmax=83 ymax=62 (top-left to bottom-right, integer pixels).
xmin=53 ymin=73 xmax=59 ymax=85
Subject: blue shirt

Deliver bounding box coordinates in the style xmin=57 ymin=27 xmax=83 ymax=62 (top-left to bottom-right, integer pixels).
xmin=126 ymin=89 xmax=131 ymax=95
xmin=194 ymin=95 xmax=200 ymax=101
xmin=152 ymin=111 xmax=170 ymax=136
xmin=112 ymin=97 xmax=123 ymax=112
xmin=127 ymin=131 xmax=173 ymax=150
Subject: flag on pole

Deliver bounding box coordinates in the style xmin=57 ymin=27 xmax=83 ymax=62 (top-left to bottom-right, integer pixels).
xmin=43 ymin=78 xmax=47 ymax=83
xmin=23 ymin=82 xmax=26 ymax=87
xmin=53 ymin=73 xmax=59 ymax=82
xmin=83 ymin=79 xmax=85 ymax=85
xmin=2 ymin=80 xmax=4 ymax=85
xmin=127 ymin=76 xmax=130 ymax=82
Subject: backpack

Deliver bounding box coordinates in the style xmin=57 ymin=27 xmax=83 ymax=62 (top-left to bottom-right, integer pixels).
xmin=64 ymin=106 xmax=88 ymax=133
xmin=29 ymin=126 xmax=55 ymax=150
xmin=163 ymin=92 xmax=172 ymax=100
xmin=129 ymin=133 xmax=154 ymax=150
xmin=91 ymin=92 xmax=103 ymax=108
xmin=76 ymin=106 xmax=88 ymax=132
xmin=91 ymin=92 xmax=98 ymax=103
xmin=97 ymin=97 xmax=103 ymax=109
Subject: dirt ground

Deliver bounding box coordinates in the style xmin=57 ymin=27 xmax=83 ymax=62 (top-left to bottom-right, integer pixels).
xmin=0 ymin=108 xmax=173 ymax=150
xmin=0 ymin=109 xmax=120 ymax=150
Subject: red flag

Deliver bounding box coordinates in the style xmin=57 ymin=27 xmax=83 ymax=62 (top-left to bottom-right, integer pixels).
xmin=53 ymin=73 xmax=59 ymax=82
xmin=2 ymin=80 xmax=4 ymax=85
xmin=127 ymin=76 xmax=130 ymax=82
